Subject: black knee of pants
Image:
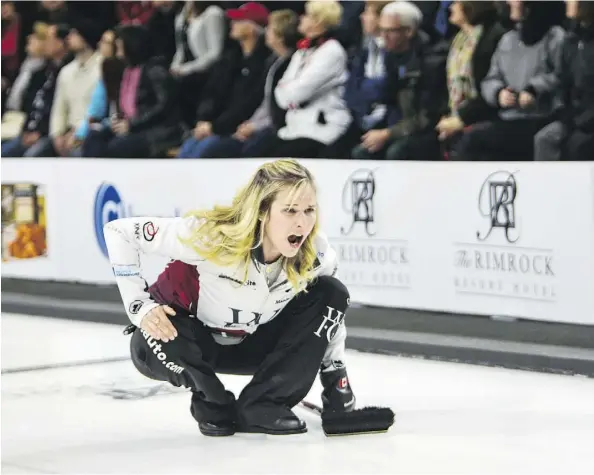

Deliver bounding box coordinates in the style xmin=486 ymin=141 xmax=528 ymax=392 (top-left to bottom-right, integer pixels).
xmin=129 ymin=317 xmax=237 ymax=424
xmin=130 ymin=316 xmax=230 ymax=396
xmin=130 ymin=332 xmax=158 ymax=381
xmin=317 ymin=275 xmax=350 ymax=310
xmin=129 ymin=325 xmax=198 ymax=389
xmin=236 ymin=275 xmax=350 ymax=425
xmin=566 ymin=130 xmax=594 ymax=161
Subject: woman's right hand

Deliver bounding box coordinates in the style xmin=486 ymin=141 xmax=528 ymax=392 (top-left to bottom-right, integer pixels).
xmin=140 ymin=305 xmax=178 ymax=342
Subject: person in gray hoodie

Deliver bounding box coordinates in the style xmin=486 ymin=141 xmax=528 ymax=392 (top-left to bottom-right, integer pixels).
xmin=455 ymin=0 xmax=565 ymax=161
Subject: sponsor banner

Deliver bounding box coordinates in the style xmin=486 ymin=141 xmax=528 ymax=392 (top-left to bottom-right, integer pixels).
xmin=2 ymin=183 xmax=47 ymax=262
xmin=2 ymin=159 xmax=263 ymax=284
xmin=2 ymin=158 xmax=593 ymax=325
xmin=312 ymin=161 xmax=594 ymax=325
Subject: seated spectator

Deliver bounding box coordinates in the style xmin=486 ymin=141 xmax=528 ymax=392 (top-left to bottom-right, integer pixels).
xmin=78 ymin=57 xmax=126 ymax=152
xmin=259 ymin=0 xmax=352 ymax=159
xmin=5 ymin=22 xmax=48 ymax=115
xmin=177 ymin=2 xmax=271 ymax=159
xmin=1 ymin=23 xmax=71 ymax=157
xmin=147 ymin=1 xmax=180 ymax=66
xmin=534 ymin=0 xmax=594 ymax=161
xmin=36 ymin=1 xmax=71 ymax=25
xmin=117 ymin=1 xmax=155 ymax=26
xmin=49 ymin=18 xmax=103 ymax=157
xmin=191 ymin=9 xmax=299 ymax=158
xmin=83 ymin=25 xmax=183 ymax=158
xmin=413 ymin=0 xmax=458 ymax=44
xmin=36 ymin=1 xmax=116 ymax=34
xmin=73 ymin=30 xmax=118 ymax=145
xmin=344 ymin=1 xmax=390 ymax=146
xmin=334 ymin=0 xmax=365 ymax=60
xmin=431 ymin=1 xmax=506 ymax=159
xmin=351 ymin=1 xmax=444 ymax=160
xmin=2 ymin=21 xmax=49 ymax=142
xmin=565 ymin=0 xmax=580 ymax=31
xmin=455 ymin=0 xmax=565 ymax=161
xmin=359 ymin=1 xmax=391 ymax=48
xmin=171 ymin=1 xmax=226 ymax=127
xmin=2 ymin=1 xmax=21 ymax=115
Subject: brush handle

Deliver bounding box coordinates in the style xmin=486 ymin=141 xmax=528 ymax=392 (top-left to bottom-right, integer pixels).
xmin=299 ymin=399 xmax=323 ymax=416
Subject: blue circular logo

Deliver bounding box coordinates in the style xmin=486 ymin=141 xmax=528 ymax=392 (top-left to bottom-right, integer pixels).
xmin=94 ymin=183 xmax=125 ymax=257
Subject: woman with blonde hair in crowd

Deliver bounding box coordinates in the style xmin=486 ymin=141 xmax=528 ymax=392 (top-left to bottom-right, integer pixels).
xmin=260 ymin=1 xmax=352 ymax=158
xmin=103 ymin=159 xmax=355 ymax=437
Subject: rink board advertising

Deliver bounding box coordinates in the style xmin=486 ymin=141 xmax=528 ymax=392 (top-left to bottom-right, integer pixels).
xmin=1 ymin=183 xmax=48 ymax=262
xmin=3 ymin=158 xmax=594 ymax=326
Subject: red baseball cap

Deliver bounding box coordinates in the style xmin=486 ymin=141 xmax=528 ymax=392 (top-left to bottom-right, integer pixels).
xmin=226 ymin=2 xmax=269 ymax=27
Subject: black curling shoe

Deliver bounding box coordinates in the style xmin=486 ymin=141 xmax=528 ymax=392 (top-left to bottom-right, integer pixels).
xmin=240 ymin=415 xmax=307 ymax=435
xmin=198 ymin=421 xmax=236 ymax=437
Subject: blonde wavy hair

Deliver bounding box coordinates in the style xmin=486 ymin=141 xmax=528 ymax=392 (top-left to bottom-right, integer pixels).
xmin=305 ymin=1 xmax=343 ymax=29
xmin=182 ymin=159 xmax=320 ymax=291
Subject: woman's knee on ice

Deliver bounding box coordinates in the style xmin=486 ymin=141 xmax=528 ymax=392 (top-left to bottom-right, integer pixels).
xmin=315 ymin=275 xmax=349 ymax=295
xmin=130 ymin=327 xmax=188 ymax=380
xmin=312 ymin=276 xmax=350 ymax=309
xmin=130 ymin=330 xmax=160 ymax=380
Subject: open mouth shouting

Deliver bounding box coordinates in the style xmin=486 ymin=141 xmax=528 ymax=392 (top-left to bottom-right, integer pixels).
xmin=287 ymin=234 xmax=304 ymax=249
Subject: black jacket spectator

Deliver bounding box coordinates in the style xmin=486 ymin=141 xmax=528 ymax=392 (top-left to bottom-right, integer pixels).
xmin=557 ymin=21 xmax=594 ymax=134
xmin=17 ymin=62 xmax=48 ymax=120
xmin=147 ymin=2 xmax=181 ymax=66
xmin=384 ymin=31 xmax=446 ymax=141
xmin=82 ymin=25 xmax=183 ymax=158
xmin=534 ymin=10 xmax=594 ymax=162
xmin=266 ymin=54 xmax=291 ymax=130
xmin=128 ymin=56 xmax=184 ymax=155
xmin=195 ymin=34 xmax=270 ymax=135
xmin=23 ymin=54 xmax=69 ymax=137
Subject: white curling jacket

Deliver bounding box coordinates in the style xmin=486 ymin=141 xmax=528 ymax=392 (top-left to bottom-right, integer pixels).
xmin=103 ymin=216 xmax=346 ymax=366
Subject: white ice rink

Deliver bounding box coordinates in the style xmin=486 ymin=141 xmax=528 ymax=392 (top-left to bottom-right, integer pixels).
xmin=2 ymin=312 xmax=594 ymax=474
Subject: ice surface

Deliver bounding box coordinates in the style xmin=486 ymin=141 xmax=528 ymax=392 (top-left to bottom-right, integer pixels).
xmin=2 ymin=313 xmax=594 ymax=474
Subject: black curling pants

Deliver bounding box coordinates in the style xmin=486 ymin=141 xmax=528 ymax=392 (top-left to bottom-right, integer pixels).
xmin=129 ymin=276 xmax=350 ymax=427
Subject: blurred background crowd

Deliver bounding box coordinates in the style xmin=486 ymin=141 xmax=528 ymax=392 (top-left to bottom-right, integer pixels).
xmin=1 ymin=0 xmax=592 ymax=161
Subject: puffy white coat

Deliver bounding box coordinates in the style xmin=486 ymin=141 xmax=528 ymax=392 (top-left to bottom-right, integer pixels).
xmin=274 ymin=39 xmax=352 ymax=145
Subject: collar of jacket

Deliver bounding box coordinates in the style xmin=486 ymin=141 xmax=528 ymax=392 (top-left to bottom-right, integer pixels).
xmin=251 ymin=244 xmax=266 ymax=268
xmin=297 ymin=31 xmax=335 ymax=50
xmin=246 ymin=33 xmax=271 ymax=59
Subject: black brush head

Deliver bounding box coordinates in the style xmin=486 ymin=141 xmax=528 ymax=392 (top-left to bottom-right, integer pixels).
xmin=321 ymin=406 xmax=395 ymax=436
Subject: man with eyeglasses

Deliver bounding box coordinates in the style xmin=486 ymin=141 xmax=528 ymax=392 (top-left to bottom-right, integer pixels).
xmin=350 ymin=1 xmax=446 ymax=161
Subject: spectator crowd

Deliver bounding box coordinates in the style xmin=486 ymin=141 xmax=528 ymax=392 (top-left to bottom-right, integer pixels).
xmin=2 ymin=0 xmax=593 ymax=161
